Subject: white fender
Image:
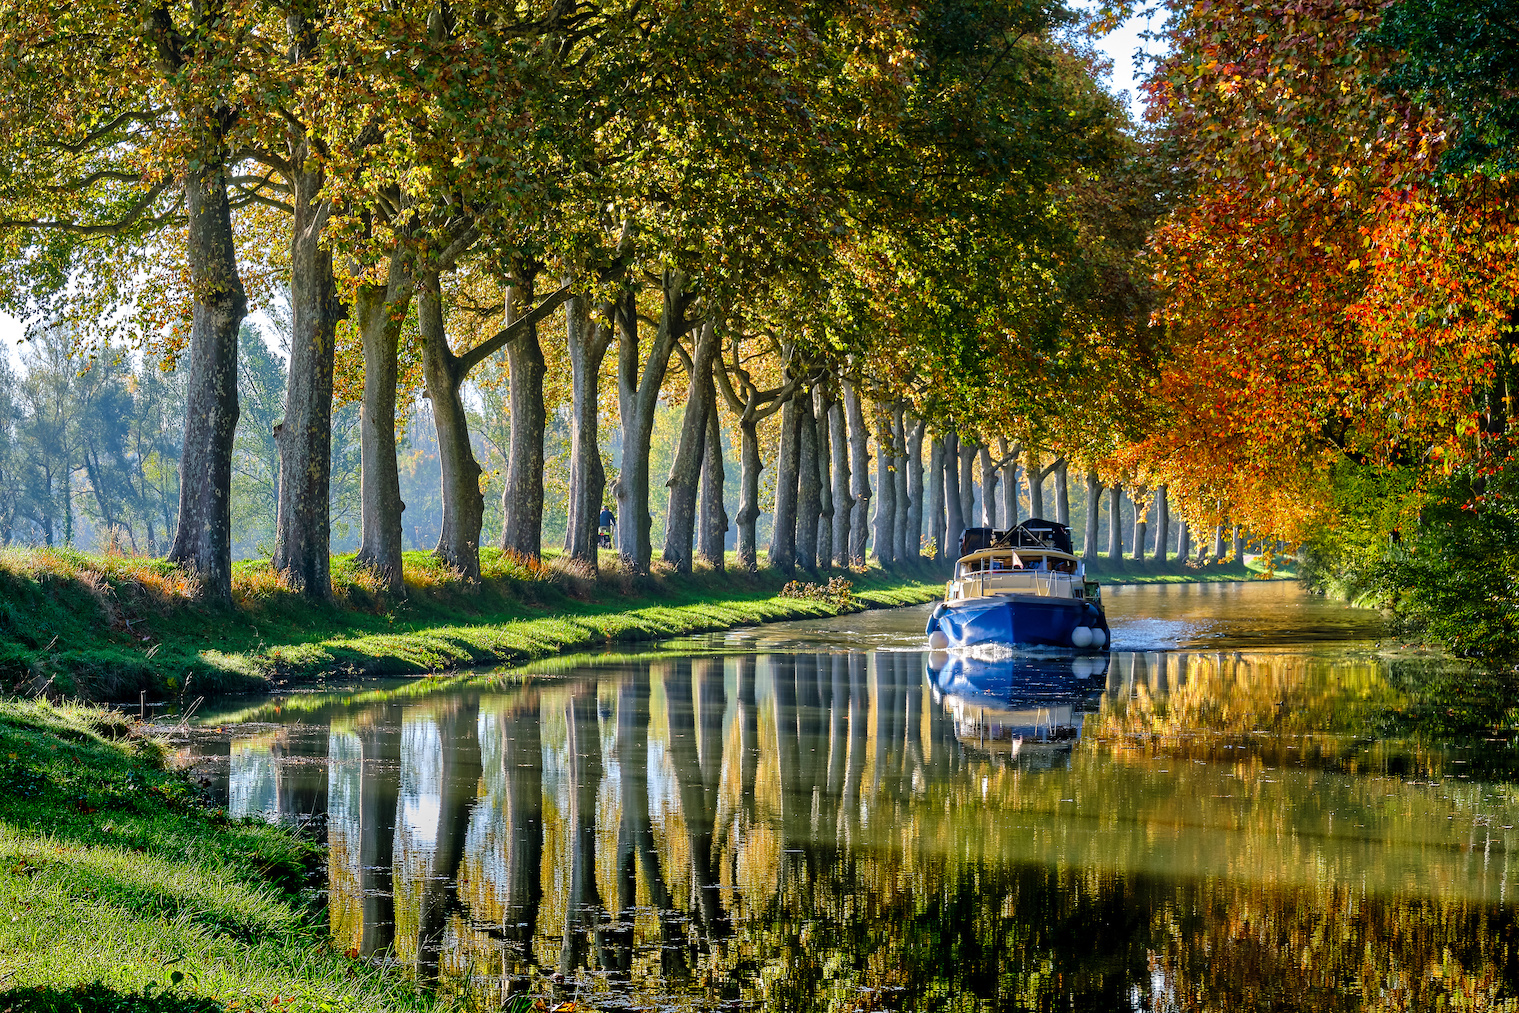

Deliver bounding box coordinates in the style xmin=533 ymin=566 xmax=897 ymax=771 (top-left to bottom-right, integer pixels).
xmin=1070 ymin=626 xmax=1093 ymax=648
xmin=1089 ymin=627 xmax=1107 ymax=648
xmin=927 ymin=630 xmax=950 ymax=651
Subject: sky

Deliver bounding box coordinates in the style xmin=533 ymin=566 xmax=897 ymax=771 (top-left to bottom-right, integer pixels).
xmin=0 ymin=11 xmax=1157 ymax=372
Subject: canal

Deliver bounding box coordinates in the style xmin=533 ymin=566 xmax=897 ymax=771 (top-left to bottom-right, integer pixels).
xmin=182 ymin=582 xmax=1519 ymax=1010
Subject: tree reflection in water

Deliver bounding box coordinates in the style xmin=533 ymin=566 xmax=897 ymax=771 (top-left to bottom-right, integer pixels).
xmin=195 ymin=646 xmax=1519 ymax=1010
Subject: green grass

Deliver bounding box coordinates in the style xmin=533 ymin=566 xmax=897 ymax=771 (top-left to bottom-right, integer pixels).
xmin=0 ymin=547 xmax=942 ymax=702
xmin=0 ymin=699 xmax=439 ymax=1013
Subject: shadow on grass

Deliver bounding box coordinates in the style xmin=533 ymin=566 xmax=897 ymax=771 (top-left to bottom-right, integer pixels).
xmin=0 ymin=984 xmax=223 ymax=1013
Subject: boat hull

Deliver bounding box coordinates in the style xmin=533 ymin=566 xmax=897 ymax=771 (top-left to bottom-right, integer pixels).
xmin=926 ymin=594 xmax=1108 ymax=650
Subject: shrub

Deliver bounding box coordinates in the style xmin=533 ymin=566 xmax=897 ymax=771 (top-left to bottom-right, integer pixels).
xmin=779 ymin=576 xmax=856 ymax=608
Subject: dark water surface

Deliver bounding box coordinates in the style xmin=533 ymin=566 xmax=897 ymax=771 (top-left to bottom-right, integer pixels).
xmin=184 ymin=582 xmax=1519 ymax=1011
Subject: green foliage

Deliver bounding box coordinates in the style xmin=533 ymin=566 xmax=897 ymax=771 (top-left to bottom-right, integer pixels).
xmin=1365 ymin=0 xmax=1519 ymax=176
xmin=1303 ymin=449 xmax=1519 ymax=660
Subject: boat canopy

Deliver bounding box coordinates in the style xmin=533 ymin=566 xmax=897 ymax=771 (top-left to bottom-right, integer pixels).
xmin=956 ymin=547 xmax=1079 ymax=575
xmin=957 ymin=518 xmax=1074 ymax=558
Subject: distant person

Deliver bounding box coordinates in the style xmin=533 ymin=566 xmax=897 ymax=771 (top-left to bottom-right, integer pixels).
xmin=599 ymin=505 xmax=615 ymax=549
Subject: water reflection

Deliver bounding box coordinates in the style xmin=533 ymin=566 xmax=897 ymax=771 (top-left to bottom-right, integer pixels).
xmin=194 ymin=592 xmax=1519 ymax=1010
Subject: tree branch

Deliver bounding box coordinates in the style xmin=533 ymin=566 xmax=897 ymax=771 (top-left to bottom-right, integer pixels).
xmin=455 ymin=282 xmax=572 ymax=376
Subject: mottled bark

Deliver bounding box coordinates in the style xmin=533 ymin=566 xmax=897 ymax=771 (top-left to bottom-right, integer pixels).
xmin=905 ymin=415 xmax=924 ymax=560
xmin=169 ymin=160 xmax=245 ymax=605
xmin=769 ymin=392 xmax=801 ymax=571
xmin=977 ymin=444 xmax=999 ymax=527
xmin=735 ymin=415 xmax=763 ymax=570
xmin=943 ymin=429 xmax=965 ymax=554
xmin=501 ymin=277 xmax=546 ymax=562
xmin=997 ymin=437 xmax=1018 ymax=528
xmin=842 ymin=378 xmax=871 ymax=566
xmin=871 ymin=402 xmax=895 ymax=565
xmin=1053 ymin=459 xmax=1069 ymax=526
xmin=1083 ymin=470 xmax=1103 ymax=558
xmin=273 ymin=154 xmax=340 ymax=600
xmin=697 ymin=374 xmax=727 ymax=570
xmin=1024 ymin=446 xmax=1045 ymax=519
xmin=1211 ymin=519 xmax=1226 ymax=561
xmin=663 ymin=321 xmax=718 ymax=573
xmin=892 ymin=404 xmax=910 ymax=561
xmin=615 ymin=278 xmax=683 ymax=573
xmin=1132 ymin=488 xmax=1148 ymax=562
xmin=1154 ymin=484 xmax=1170 ymax=563
xmin=796 ymin=391 xmax=821 ymax=570
xmin=1177 ymin=520 xmax=1191 ymax=563
xmin=1107 ymin=485 xmax=1124 ymax=558
xmin=958 ymin=440 xmax=976 ymax=530
xmin=353 ymin=249 xmax=412 ymax=594
xmin=563 ymin=292 xmax=614 ymax=569
xmin=829 ymin=400 xmax=851 ymax=568
xmin=1233 ymin=524 xmax=1245 ymax=562
xmin=813 ymin=387 xmax=834 ymax=570
xmin=926 ymin=432 xmax=945 ymax=561
xmin=418 ymin=273 xmax=484 ymax=579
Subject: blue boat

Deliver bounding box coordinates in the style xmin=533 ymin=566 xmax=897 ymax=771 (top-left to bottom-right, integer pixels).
xmin=925 ymin=519 xmax=1110 ymax=651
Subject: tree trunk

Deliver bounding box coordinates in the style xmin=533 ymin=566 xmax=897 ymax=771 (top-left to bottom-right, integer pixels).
xmin=1211 ymin=521 xmax=1226 ymax=562
xmin=273 ymin=160 xmax=340 ymax=600
xmin=1154 ymin=484 xmax=1170 ymax=564
xmin=814 ymin=386 xmax=834 ymax=571
xmin=871 ymin=402 xmax=895 ymax=566
xmin=843 ymin=378 xmax=871 ymax=566
xmin=905 ymin=415 xmax=924 ymax=561
xmin=1083 ymin=470 xmax=1102 ymax=559
xmin=353 ymin=250 xmax=412 ymax=594
xmin=1053 ymin=460 xmax=1069 ymax=526
xmin=662 ymin=321 xmax=718 ymax=573
xmin=997 ymin=437 xmax=1017 ymax=528
xmin=829 ymin=400 xmax=851 ymax=568
xmin=1233 ymin=524 xmax=1245 ymax=563
xmin=892 ymin=404 xmax=911 ymax=561
xmin=418 ymin=272 xmax=484 ymax=580
xmin=1177 ymin=522 xmax=1191 ymax=563
xmin=977 ymin=444 xmax=998 ymax=527
xmin=615 ymin=281 xmax=681 ymax=573
xmin=697 ymin=374 xmax=727 ymax=570
xmin=563 ymin=292 xmax=613 ymax=569
xmin=1107 ymin=485 xmax=1123 ymax=558
xmin=926 ymin=433 xmax=945 ymax=562
xmin=1132 ymin=488 xmax=1148 ymax=562
xmin=796 ymin=392 xmax=821 ymax=570
xmin=501 ymin=275 xmax=546 ymax=562
xmin=735 ymin=415 xmax=762 ymax=571
xmin=169 ymin=160 xmax=246 ymax=605
xmin=769 ymin=391 xmax=801 ymax=572
xmin=958 ymin=441 xmax=976 ymax=531
xmin=944 ymin=429 xmax=964 ymax=555
xmin=1024 ymin=446 xmax=1044 ymax=519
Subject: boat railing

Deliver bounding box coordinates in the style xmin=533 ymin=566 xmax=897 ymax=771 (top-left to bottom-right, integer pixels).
xmin=954 ymin=570 xmax=1076 ymax=600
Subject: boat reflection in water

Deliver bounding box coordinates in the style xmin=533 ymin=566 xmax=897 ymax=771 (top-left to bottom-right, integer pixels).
xmin=927 ymin=649 xmax=1108 ymax=760
xmin=185 ymin=643 xmax=1519 ymax=1011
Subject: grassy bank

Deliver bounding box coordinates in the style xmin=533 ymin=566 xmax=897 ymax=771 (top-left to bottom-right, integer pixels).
xmin=0 ymin=548 xmax=941 ymax=702
xmin=0 ymin=698 xmax=436 ymax=1013
xmin=1085 ymin=553 xmax=1296 ymax=584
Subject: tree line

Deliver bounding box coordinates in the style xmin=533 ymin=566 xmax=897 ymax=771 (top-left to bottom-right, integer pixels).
xmin=0 ymin=0 xmax=1170 ymax=603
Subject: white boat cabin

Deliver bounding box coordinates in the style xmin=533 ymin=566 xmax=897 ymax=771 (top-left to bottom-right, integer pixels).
xmin=945 ymin=547 xmax=1099 ymax=603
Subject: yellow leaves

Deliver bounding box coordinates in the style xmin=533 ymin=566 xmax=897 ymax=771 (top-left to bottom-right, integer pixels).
xmin=1346 ymin=259 xmax=1360 ymax=271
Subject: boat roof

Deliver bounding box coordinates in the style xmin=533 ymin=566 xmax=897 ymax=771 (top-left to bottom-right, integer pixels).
xmin=957 ymin=547 xmax=1077 ymax=564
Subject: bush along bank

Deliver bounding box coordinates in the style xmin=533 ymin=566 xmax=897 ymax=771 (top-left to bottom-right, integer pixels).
xmin=0 ymin=699 xmax=439 ymax=1013
xmin=0 ymin=548 xmax=943 ymax=703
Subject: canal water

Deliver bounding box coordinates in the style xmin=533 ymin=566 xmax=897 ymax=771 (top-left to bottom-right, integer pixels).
xmin=183 ymin=582 xmax=1519 ymax=1010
